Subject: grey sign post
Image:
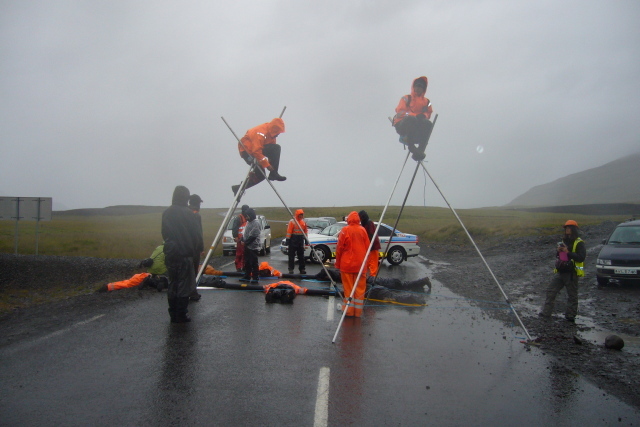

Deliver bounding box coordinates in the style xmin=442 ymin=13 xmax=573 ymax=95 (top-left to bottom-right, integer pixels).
xmin=0 ymin=197 xmax=53 ymax=255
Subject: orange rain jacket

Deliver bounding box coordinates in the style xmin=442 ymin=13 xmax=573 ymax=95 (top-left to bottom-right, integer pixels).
xmin=335 ymin=211 xmax=370 ymax=274
xmin=263 ymin=280 xmax=308 ymax=294
xmin=259 ymin=261 xmax=282 ymax=277
xmin=238 ymin=118 xmax=285 ymax=169
xmin=393 ymin=76 xmax=433 ymax=125
xmin=286 ymin=209 xmax=308 ymax=240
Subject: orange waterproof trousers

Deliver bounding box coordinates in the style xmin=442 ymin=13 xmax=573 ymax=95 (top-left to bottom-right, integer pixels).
xmin=366 ymin=251 xmax=379 ymax=277
xmin=341 ymin=271 xmax=366 ymax=317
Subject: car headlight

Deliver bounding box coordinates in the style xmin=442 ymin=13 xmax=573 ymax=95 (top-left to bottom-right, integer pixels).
xmin=597 ymin=258 xmax=611 ymax=266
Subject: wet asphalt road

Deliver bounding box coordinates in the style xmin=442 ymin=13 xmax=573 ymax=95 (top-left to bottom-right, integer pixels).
xmin=1 ymin=251 xmax=639 ymax=426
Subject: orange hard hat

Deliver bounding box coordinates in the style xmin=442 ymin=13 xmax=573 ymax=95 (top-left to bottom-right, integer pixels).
xmin=564 ymin=220 xmax=579 ymax=228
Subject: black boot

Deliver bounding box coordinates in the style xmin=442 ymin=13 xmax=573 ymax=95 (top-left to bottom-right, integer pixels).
xmin=232 ymin=184 xmax=240 ymax=195
xmin=268 ymin=171 xmax=287 ymax=181
xmin=168 ymin=297 xmax=178 ymax=322
xmin=173 ymin=297 xmax=191 ymax=323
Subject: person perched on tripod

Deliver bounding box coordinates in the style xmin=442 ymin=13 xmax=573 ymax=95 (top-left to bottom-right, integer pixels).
xmin=232 ymin=118 xmax=287 ymax=195
xmin=392 ymin=76 xmax=434 ymax=161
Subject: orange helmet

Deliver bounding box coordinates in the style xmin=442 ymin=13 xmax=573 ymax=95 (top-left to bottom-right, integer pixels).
xmin=564 ymin=220 xmax=579 ymax=228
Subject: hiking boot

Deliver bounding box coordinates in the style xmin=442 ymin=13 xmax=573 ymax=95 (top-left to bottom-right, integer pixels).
xmin=232 ymin=184 xmax=240 ymax=195
xmin=268 ymin=171 xmax=287 ymax=181
xmin=565 ymin=316 xmax=576 ymax=323
xmin=538 ymin=312 xmax=551 ymax=319
xmin=412 ymin=151 xmax=426 ymax=161
xmin=189 ymin=292 xmax=202 ymax=302
xmin=172 ymin=313 xmax=191 ymax=323
xmin=249 ymin=279 xmax=259 ymax=284
xmin=288 ymin=270 xmax=294 ymax=275
xmin=239 ymin=275 xmax=251 ymax=281
xmin=300 ymin=270 xmax=306 ymax=275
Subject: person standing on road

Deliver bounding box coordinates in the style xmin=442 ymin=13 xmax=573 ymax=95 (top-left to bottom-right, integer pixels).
xmin=286 ymin=209 xmax=308 ymax=274
xmin=231 ymin=204 xmax=251 ymax=272
xmin=335 ymin=211 xmax=370 ymax=318
xmin=188 ymin=194 xmax=204 ymax=302
xmin=231 ymin=118 xmax=287 ymax=196
xmin=241 ymin=208 xmax=261 ymax=283
xmin=162 ymin=185 xmax=204 ymax=323
xmin=392 ymin=76 xmax=434 ymax=161
xmin=358 ymin=210 xmax=381 ymax=277
xmin=539 ymin=220 xmax=586 ymax=323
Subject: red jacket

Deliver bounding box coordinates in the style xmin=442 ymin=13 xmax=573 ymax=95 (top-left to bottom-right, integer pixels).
xmin=238 ymin=118 xmax=285 ymax=169
xmin=335 ymin=211 xmax=370 ymax=273
xmin=393 ymin=76 xmax=433 ymax=125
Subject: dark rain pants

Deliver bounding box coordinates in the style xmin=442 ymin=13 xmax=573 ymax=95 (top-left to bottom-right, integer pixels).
xmin=541 ymin=272 xmax=579 ymax=319
xmin=244 ymin=247 xmax=259 ymax=280
xmin=395 ymin=115 xmax=433 ymax=155
xmin=246 ymin=144 xmax=282 ymax=189
xmin=166 ymin=256 xmax=195 ymax=318
xmin=288 ymin=236 xmax=306 ymax=273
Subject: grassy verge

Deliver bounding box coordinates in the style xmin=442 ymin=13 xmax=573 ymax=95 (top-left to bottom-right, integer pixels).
xmin=0 ymin=205 xmax=629 ymax=259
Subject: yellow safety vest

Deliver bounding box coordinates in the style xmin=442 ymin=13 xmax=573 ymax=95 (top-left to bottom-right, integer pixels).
xmin=554 ymin=238 xmax=584 ymax=277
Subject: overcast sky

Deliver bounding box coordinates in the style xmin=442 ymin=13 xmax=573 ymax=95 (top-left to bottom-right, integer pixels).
xmin=1 ymin=1 xmax=639 ymax=211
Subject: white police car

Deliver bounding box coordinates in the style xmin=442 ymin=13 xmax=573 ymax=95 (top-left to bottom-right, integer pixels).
xmin=280 ymin=221 xmax=419 ymax=265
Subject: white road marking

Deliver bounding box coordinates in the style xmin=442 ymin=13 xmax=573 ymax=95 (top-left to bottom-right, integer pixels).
xmin=326 ymin=296 xmax=335 ymax=321
xmin=314 ymin=366 xmax=330 ymax=427
xmin=1 ymin=314 xmax=105 ymax=355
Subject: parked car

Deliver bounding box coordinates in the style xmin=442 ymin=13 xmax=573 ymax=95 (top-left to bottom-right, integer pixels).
xmin=596 ymin=219 xmax=640 ymax=286
xmin=222 ymin=215 xmax=272 ymax=256
xmin=305 ymin=217 xmax=337 ymax=234
xmin=280 ymin=221 xmax=419 ymax=265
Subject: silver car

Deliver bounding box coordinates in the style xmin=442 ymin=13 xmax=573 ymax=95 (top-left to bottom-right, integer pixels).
xmin=222 ymin=215 xmax=272 ymax=256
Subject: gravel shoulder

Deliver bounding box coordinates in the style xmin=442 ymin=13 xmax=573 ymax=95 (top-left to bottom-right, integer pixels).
xmin=422 ymin=222 xmax=640 ymax=410
xmin=1 ymin=222 xmax=639 ymax=409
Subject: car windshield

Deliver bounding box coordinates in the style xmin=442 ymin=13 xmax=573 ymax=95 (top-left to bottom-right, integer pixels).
xmin=320 ymin=223 xmax=345 ymax=236
xmin=307 ymin=219 xmax=330 ymax=230
xmin=608 ymin=226 xmax=640 ymax=244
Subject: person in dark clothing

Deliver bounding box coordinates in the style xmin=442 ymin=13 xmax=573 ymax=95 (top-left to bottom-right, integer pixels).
xmin=188 ymin=194 xmax=204 ymax=302
xmin=162 ymin=186 xmax=204 ymax=323
xmin=539 ymin=220 xmax=586 ymax=323
xmin=241 ymin=208 xmax=261 ymax=283
xmin=358 ymin=210 xmax=381 ymax=277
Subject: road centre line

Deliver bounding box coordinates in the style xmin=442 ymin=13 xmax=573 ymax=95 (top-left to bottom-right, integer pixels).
xmin=314 ymin=366 xmax=330 ymax=427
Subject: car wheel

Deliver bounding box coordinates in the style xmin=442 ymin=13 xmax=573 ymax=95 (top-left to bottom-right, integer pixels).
xmin=266 ymin=239 xmax=271 ymax=254
xmin=259 ymin=241 xmax=266 ymax=256
xmin=311 ymin=245 xmax=330 ymax=264
xmin=386 ymin=246 xmax=406 ymax=266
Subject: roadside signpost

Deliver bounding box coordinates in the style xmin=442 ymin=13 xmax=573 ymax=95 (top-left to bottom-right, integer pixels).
xmin=0 ymin=197 xmax=52 ymax=255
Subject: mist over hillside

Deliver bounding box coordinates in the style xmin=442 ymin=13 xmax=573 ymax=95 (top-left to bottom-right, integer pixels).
xmin=507 ymin=153 xmax=640 ymax=207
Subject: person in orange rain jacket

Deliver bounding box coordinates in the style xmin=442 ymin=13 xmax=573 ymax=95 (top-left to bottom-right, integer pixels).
xmin=231 ymin=204 xmax=251 ymax=272
xmin=231 ymin=118 xmax=287 ymax=195
xmin=393 ymin=76 xmax=434 ymax=161
xmin=259 ymin=261 xmax=282 ymax=277
xmin=358 ymin=210 xmax=381 ymax=277
xmin=335 ymin=211 xmax=370 ymax=317
xmin=286 ymin=209 xmax=309 ymax=275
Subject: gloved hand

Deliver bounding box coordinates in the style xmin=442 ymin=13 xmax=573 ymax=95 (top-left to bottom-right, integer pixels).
xmin=305 ymin=239 xmax=310 ymax=246
xmin=285 ymin=239 xmax=290 ymax=246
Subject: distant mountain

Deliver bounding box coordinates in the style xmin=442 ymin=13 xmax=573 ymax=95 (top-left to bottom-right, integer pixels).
xmin=507 ymin=153 xmax=640 ymax=207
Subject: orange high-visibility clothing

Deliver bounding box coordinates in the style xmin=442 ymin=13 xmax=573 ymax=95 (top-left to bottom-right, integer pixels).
xmin=286 ymin=209 xmax=308 ymax=239
xmin=106 ymin=273 xmax=150 ymax=291
xmin=263 ymin=280 xmax=307 ymax=294
xmin=236 ymin=214 xmax=247 ymax=239
xmin=259 ymin=261 xmax=282 ymax=277
xmin=341 ymin=272 xmax=366 ymax=317
xmin=365 ymin=250 xmax=379 ymax=277
xmin=393 ymin=76 xmax=433 ymax=125
xmin=335 ymin=211 xmax=370 ymax=274
xmin=238 ymin=118 xmax=285 ymax=169
xmin=203 ymin=265 xmax=222 ymax=275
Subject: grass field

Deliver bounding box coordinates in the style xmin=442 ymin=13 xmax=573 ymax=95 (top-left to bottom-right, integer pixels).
xmin=0 ymin=205 xmax=631 ymax=259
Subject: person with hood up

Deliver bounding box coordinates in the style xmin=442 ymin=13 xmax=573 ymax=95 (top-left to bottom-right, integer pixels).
xmin=188 ymin=194 xmax=204 ymax=301
xmin=241 ymin=208 xmax=261 ymax=283
xmin=392 ymin=76 xmax=434 ymax=161
xmin=161 ymin=185 xmax=204 ymax=323
xmin=358 ymin=210 xmax=381 ymax=277
xmin=539 ymin=220 xmax=586 ymax=323
xmin=231 ymin=204 xmax=251 ymax=272
xmin=286 ymin=209 xmax=309 ymax=274
xmin=232 ymin=118 xmax=287 ymax=195
xmin=335 ymin=211 xmax=370 ymax=317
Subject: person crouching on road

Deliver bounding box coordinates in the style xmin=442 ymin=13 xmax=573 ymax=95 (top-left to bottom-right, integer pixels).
xmin=232 ymin=204 xmax=251 ymax=272
xmin=162 ymin=185 xmax=204 ymax=323
xmin=241 ymin=208 xmax=261 ymax=283
xmin=287 ymin=209 xmax=308 ymax=274
xmin=392 ymin=76 xmax=434 ymax=161
xmin=539 ymin=220 xmax=586 ymax=323
xmin=335 ymin=211 xmax=370 ymax=317
xmin=358 ymin=210 xmax=381 ymax=277
xmin=231 ymin=118 xmax=287 ymax=196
